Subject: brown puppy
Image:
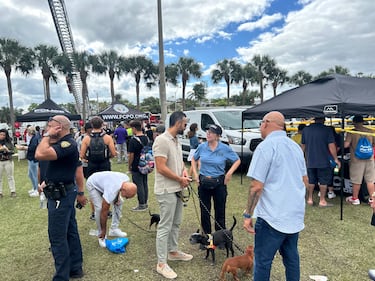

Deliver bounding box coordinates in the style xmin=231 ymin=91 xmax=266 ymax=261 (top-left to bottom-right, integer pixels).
xmin=220 ymin=245 xmax=254 ymax=281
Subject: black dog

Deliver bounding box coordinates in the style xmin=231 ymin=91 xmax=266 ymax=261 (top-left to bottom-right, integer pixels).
xmin=149 ymin=210 xmax=160 ymax=229
xmin=189 ymin=216 xmax=236 ymax=264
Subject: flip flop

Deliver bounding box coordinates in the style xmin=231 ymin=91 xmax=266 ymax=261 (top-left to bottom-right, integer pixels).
xmin=318 ymin=203 xmax=334 ymax=208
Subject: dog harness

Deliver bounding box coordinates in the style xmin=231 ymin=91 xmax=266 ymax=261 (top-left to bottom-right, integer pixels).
xmin=207 ymin=234 xmax=216 ymax=249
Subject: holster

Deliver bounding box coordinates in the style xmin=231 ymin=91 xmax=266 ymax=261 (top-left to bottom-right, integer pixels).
xmin=43 ymin=182 xmax=67 ymax=200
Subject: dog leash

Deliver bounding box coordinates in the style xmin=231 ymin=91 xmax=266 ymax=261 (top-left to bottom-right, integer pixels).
xmin=189 ymin=183 xmax=245 ymax=254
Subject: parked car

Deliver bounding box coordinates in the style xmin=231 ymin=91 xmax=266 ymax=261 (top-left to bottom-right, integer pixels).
xmin=166 ymin=108 xmax=262 ymax=168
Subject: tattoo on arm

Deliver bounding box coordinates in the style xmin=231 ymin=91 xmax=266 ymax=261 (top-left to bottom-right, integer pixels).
xmin=246 ymin=186 xmax=260 ymax=214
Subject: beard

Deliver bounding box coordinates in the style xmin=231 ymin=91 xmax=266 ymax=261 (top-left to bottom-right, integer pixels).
xmin=177 ymin=128 xmax=185 ymax=135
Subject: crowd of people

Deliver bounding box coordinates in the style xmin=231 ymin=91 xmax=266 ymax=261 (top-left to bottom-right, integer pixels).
xmin=1 ymin=111 xmax=375 ymax=281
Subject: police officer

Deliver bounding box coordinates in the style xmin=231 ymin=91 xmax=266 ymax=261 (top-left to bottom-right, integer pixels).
xmin=35 ymin=115 xmax=87 ymax=281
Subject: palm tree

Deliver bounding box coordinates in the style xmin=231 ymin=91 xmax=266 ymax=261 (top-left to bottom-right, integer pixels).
xmin=188 ymin=82 xmax=207 ymax=106
xmin=121 ymin=55 xmax=157 ymax=110
xmin=251 ymin=54 xmax=275 ymax=103
xmin=71 ymin=51 xmax=93 ymax=121
xmin=315 ymin=65 xmax=351 ymax=79
xmin=268 ymin=67 xmax=288 ymax=97
xmin=91 ymin=50 xmax=124 ymax=103
xmin=211 ymin=59 xmax=241 ymax=106
xmin=0 ymin=38 xmax=34 ymax=131
xmin=232 ymin=62 xmax=257 ymax=105
xmin=289 ymin=70 xmax=313 ymax=86
xmin=168 ymin=57 xmax=202 ymax=110
xmin=34 ymin=44 xmax=60 ymax=100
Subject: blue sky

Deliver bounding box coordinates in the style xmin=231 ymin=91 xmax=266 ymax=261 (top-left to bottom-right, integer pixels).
xmin=0 ymin=0 xmax=374 ymax=111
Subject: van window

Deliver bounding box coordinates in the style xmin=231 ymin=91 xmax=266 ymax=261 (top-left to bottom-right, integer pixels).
xmin=201 ymin=114 xmax=215 ymax=131
xmin=212 ymin=110 xmax=259 ymax=130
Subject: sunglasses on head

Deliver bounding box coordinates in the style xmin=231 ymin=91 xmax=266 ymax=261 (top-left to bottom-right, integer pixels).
xmin=48 ymin=117 xmax=62 ymax=124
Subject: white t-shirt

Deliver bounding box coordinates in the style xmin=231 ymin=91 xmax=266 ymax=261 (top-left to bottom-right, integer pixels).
xmin=86 ymin=171 xmax=129 ymax=204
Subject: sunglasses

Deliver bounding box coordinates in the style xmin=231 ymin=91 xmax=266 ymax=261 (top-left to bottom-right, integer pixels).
xmin=48 ymin=117 xmax=62 ymax=124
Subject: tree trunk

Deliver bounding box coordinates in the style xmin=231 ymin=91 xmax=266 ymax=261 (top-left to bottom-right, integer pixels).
xmin=44 ymin=77 xmax=51 ymax=100
xmin=5 ymin=71 xmax=15 ymax=136
xmin=259 ymin=72 xmax=264 ymax=103
xmin=81 ymin=72 xmax=88 ymax=121
xmin=136 ymin=82 xmax=140 ymax=110
xmin=182 ymin=75 xmax=187 ymax=111
xmin=242 ymin=80 xmax=248 ymax=106
xmin=109 ymin=69 xmax=115 ymax=103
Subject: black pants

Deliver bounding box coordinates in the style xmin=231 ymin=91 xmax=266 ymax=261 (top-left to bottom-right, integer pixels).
xmin=198 ymin=177 xmax=227 ymax=234
xmin=87 ymin=160 xmax=111 ymax=178
xmin=131 ymin=171 xmax=148 ymax=205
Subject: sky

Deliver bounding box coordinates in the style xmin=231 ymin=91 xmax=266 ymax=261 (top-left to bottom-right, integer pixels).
xmin=0 ymin=0 xmax=374 ymax=113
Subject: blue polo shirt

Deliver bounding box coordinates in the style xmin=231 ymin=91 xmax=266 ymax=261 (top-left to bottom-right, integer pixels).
xmin=248 ymin=130 xmax=306 ymax=234
xmin=194 ymin=142 xmax=239 ymax=177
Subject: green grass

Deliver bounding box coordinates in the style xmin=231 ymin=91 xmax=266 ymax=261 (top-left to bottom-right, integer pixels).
xmin=0 ymin=159 xmax=374 ymax=281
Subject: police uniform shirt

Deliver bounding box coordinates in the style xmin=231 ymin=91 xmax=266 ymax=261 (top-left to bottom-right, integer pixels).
xmin=46 ymin=134 xmax=79 ymax=184
xmin=86 ymin=171 xmax=129 ymax=204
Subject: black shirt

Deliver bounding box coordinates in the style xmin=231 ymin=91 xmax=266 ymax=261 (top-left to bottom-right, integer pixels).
xmin=128 ymin=135 xmax=149 ymax=172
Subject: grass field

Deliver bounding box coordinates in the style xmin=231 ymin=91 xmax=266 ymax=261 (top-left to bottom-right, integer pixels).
xmin=0 ymin=159 xmax=374 ymax=281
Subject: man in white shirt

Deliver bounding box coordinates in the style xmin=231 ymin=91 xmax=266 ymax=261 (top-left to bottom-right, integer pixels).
xmin=86 ymin=171 xmax=137 ymax=247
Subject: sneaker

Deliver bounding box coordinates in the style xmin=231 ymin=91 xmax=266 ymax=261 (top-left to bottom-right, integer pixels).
xmin=346 ymin=196 xmax=360 ymax=205
xmin=369 ymin=269 xmax=375 ymax=280
xmin=98 ymin=238 xmax=106 ymax=248
xmin=28 ymin=189 xmax=34 ymax=194
xmin=10 ymin=192 xmax=16 ymax=198
xmin=156 ymin=263 xmax=177 ymax=279
xmin=89 ymin=213 xmax=95 ymax=221
xmin=132 ymin=205 xmax=147 ymax=212
xmin=168 ymin=250 xmax=193 ymax=261
xmin=109 ymin=228 xmax=127 ymax=237
xmin=328 ymin=191 xmax=336 ymax=199
xmin=29 ymin=190 xmax=39 ymax=197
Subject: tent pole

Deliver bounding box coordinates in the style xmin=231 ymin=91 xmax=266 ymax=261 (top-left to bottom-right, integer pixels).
xmin=340 ymin=113 xmax=345 ymax=220
xmin=240 ymin=114 xmax=244 ymax=184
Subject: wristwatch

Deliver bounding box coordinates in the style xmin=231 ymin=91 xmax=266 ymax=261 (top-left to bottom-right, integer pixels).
xmin=243 ymin=210 xmax=252 ymax=219
xmin=77 ymin=191 xmax=84 ymax=196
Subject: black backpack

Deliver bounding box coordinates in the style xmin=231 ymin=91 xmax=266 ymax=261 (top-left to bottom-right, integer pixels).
xmin=88 ymin=132 xmax=109 ymax=162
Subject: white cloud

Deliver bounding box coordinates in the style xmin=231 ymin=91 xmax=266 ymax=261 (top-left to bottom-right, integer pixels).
xmin=238 ymin=13 xmax=283 ymax=32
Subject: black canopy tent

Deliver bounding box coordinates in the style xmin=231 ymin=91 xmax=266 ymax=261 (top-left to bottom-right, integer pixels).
xmin=242 ymin=74 xmax=375 ymax=220
xmin=243 ymin=74 xmax=375 ymax=119
xmin=16 ymin=98 xmax=81 ymax=122
xmin=97 ymin=103 xmax=149 ymax=122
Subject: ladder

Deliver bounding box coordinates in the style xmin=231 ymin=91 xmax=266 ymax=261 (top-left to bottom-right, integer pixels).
xmin=48 ymin=0 xmax=89 ymax=117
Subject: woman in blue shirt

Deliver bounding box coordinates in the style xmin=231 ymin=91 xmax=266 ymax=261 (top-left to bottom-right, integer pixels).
xmin=191 ymin=124 xmax=241 ymax=234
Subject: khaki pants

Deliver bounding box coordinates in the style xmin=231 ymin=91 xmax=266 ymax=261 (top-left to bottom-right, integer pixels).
xmin=0 ymin=160 xmax=15 ymax=194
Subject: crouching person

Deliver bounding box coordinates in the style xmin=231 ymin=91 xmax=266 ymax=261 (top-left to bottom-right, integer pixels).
xmin=86 ymin=171 xmax=137 ymax=247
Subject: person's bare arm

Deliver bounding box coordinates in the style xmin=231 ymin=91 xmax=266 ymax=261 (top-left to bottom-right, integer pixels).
xmin=35 ymin=137 xmax=58 ymax=161
xmin=105 ymin=135 xmax=117 ymax=158
xmin=224 ymin=158 xmax=241 ymax=185
xmin=243 ymin=179 xmax=264 ymax=234
xmin=79 ymin=136 xmax=90 ymax=160
xmin=155 ymin=156 xmax=190 ymax=188
xmin=128 ymin=152 xmax=134 ymax=172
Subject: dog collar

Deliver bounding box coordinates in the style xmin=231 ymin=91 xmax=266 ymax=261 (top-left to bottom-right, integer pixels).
xmin=207 ymin=234 xmax=215 ymax=249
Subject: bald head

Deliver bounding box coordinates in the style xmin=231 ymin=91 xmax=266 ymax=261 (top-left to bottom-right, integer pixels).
xmin=260 ymin=111 xmax=285 ymax=138
xmin=120 ymin=182 xmax=137 ymax=199
xmin=52 ymin=115 xmax=71 ymax=131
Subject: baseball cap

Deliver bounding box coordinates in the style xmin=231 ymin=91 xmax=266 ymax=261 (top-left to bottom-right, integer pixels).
xmin=353 ymin=115 xmax=364 ymax=123
xmin=207 ymin=124 xmax=222 ymax=136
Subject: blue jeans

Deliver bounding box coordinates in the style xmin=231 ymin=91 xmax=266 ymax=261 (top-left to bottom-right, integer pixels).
xmin=254 ymin=217 xmax=300 ymax=281
xmin=48 ymin=185 xmax=83 ymax=281
xmin=28 ymin=160 xmax=38 ymax=190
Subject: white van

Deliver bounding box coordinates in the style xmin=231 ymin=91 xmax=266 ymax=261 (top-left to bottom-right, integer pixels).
xmin=166 ymin=108 xmax=262 ymax=167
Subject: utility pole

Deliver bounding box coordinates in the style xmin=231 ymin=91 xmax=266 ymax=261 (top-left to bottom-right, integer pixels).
xmin=157 ymin=0 xmax=167 ymax=122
